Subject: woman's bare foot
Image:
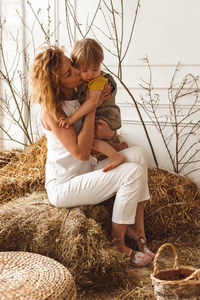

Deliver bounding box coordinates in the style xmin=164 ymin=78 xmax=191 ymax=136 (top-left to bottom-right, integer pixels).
xmin=109 ymin=141 xmax=128 ymax=152
xmin=103 ymin=153 xmax=125 ymax=172
xmin=112 ymin=239 xmax=132 ymax=257
xmin=112 ymin=223 xmax=132 ymax=256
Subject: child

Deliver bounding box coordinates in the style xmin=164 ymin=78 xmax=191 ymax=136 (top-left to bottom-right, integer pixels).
xmin=56 ymin=38 xmax=128 ymax=171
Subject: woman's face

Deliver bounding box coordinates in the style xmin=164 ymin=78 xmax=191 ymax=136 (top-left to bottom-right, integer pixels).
xmin=59 ymin=55 xmax=83 ymax=89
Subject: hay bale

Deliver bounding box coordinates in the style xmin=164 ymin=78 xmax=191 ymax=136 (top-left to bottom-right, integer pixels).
xmin=0 ymin=136 xmax=47 ymax=205
xmin=145 ymin=168 xmax=200 ymax=239
xmin=1 ymin=136 xmax=200 ymax=243
xmin=0 ymin=149 xmax=21 ymax=168
xmin=0 ymin=134 xmax=121 ymax=205
xmin=0 ymin=191 xmax=128 ymax=290
xmin=0 ymin=134 xmax=119 ymax=205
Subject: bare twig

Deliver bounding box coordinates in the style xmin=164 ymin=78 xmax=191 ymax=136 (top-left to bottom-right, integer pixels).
xmin=64 ymin=1 xmax=159 ymax=167
xmin=0 ymin=2 xmax=56 ymax=147
xmin=140 ymin=57 xmax=200 ymax=176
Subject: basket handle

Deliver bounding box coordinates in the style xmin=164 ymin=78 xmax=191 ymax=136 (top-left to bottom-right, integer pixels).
xmin=153 ymin=243 xmax=179 ymax=275
xmin=182 ymin=269 xmax=200 ymax=282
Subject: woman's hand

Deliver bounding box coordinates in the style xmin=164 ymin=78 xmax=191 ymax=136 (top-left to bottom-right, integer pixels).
xmin=84 ymin=82 xmax=112 ymax=108
xmin=95 ymin=119 xmax=116 ymax=140
xmin=98 ymin=83 xmax=112 ymax=105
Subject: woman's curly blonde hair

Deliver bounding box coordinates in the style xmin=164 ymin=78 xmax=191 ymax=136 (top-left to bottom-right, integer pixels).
xmin=29 ymin=45 xmax=65 ymax=121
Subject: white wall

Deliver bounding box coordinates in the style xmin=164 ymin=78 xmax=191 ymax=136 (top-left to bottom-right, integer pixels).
xmin=1 ymin=0 xmax=200 ymax=185
xmin=0 ymin=0 xmax=57 ymax=149
xmin=62 ymin=0 xmax=200 ymax=184
xmin=0 ymin=0 xmax=23 ymax=148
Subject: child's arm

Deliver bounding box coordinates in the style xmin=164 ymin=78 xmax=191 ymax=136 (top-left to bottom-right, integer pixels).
xmin=52 ymin=106 xmax=72 ymax=129
xmin=92 ymin=138 xmax=125 ymax=172
xmin=54 ymin=107 xmax=68 ymax=126
xmin=67 ymin=90 xmax=102 ymax=125
xmin=59 ymin=83 xmax=112 ymax=128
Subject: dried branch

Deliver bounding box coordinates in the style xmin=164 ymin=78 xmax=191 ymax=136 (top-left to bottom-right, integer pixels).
xmin=64 ymin=0 xmax=158 ymax=167
xmin=26 ymin=1 xmax=51 ymax=44
xmin=0 ymin=2 xmax=56 ymax=147
xmin=139 ymin=57 xmax=200 ymax=176
xmin=121 ymin=0 xmax=141 ymax=62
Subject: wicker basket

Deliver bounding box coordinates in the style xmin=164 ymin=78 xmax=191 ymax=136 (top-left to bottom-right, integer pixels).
xmin=151 ymin=243 xmax=200 ymax=300
xmin=0 ymin=251 xmax=77 ymax=300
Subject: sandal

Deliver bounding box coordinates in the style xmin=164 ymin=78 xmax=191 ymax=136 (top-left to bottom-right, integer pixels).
xmin=127 ymin=250 xmax=153 ymax=267
xmin=126 ymin=227 xmax=155 ymax=258
xmin=136 ymin=237 xmax=155 ymax=258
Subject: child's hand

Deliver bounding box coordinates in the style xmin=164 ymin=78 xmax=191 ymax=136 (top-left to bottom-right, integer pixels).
xmin=58 ymin=117 xmax=71 ymax=129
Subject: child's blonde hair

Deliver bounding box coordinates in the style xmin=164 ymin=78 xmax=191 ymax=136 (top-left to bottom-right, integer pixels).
xmin=29 ymin=45 xmax=65 ymax=121
xmin=71 ymin=38 xmax=104 ymax=67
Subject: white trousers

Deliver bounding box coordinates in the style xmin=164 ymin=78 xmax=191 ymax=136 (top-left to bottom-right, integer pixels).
xmin=46 ymin=147 xmax=150 ymax=224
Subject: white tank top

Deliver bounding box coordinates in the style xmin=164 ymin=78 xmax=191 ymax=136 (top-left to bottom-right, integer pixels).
xmin=43 ymin=100 xmax=97 ymax=186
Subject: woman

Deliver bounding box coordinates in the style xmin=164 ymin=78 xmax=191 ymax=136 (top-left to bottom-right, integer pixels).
xmin=29 ymin=45 xmax=154 ymax=267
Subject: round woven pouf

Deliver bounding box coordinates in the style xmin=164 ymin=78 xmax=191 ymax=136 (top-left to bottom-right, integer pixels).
xmin=0 ymin=251 xmax=77 ymax=300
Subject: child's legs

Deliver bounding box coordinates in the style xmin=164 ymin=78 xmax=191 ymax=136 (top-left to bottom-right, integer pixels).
xmin=95 ymin=146 xmax=148 ymax=169
xmin=46 ymin=161 xmax=144 ymax=224
xmin=108 ymin=141 xmax=128 ymax=152
xmin=93 ymin=138 xmax=125 ymax=172
xmin=93 ymin=138 xmax=117 ymax=157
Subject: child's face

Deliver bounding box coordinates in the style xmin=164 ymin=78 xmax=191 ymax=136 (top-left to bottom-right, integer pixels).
xmin=79 ymin=63 xmax=101 ymax=82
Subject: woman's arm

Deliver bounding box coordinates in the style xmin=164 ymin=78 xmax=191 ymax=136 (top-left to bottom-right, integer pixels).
xmin=42 ymin=84 xmax=112 ymax=159
xmin=43 ymin=106 xmax=96 ymax=161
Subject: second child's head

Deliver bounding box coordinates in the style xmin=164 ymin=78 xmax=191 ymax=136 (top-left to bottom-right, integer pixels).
xmin=71 ymin=38 xmax=104 ymax=82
